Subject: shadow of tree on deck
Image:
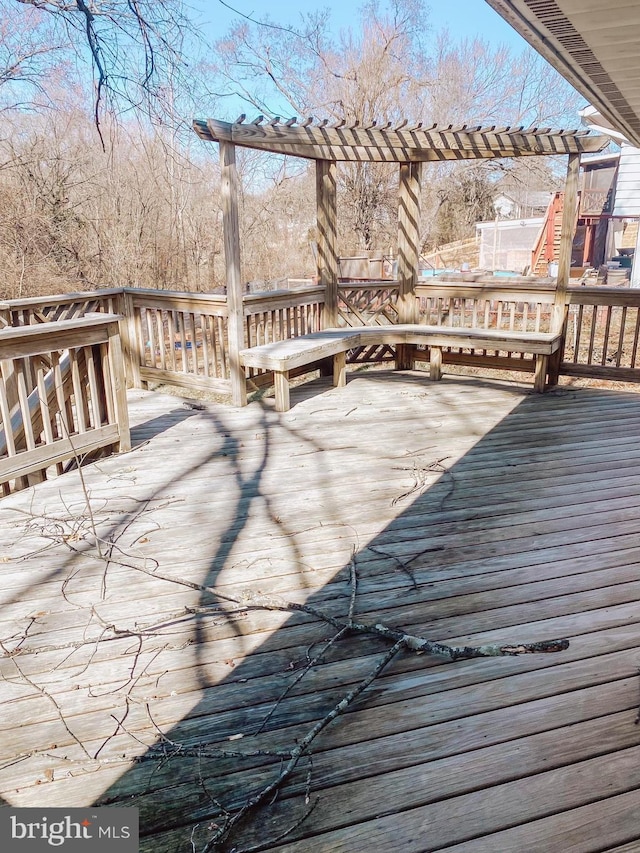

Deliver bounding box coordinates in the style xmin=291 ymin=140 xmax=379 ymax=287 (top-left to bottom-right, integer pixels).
xmin=95 ymin=376 xmax=640 ymax=851
xmin=7 ymin=374 xmax=640 ymax=852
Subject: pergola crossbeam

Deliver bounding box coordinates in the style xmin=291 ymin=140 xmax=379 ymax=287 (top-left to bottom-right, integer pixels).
xmin=194 ymin=118 xmax=608 ymax=162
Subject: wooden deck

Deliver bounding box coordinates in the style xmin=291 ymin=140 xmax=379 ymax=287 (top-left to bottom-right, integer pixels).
xmin=2 ymin=371 xmax=640 ymax=852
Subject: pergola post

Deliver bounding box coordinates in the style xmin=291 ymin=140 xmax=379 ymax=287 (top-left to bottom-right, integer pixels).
xmin=316 ymin=160 xmax=339 ymax=328
xmin=220 ymin=141 xmax=247 ymax=407
xmin=397 ymin=161 xmax=422 ymax=369
xmin=548 ymin=152 xmax=580 ymax=385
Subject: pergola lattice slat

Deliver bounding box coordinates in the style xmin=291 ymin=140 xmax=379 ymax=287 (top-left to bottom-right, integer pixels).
xmin=194 ymin=118 xmax=609 ymax=162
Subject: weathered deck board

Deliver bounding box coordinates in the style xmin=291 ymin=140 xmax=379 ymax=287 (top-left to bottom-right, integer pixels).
xmin=2 ymin=373 xmax=640 ymax=852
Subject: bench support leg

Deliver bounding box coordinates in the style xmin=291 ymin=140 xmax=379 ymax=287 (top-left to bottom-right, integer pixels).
xmin=547 ymin=349 xmax=561 ymax=387
xmin=396 ymin=343 xmax=415 ymax=370
xmin=318 ymin=356 xmax=333 ymax=378
xmin=533 ymin=354 xmax=548 ymax=393
xmin=430 ymin=346 xmax=443 ymax=381
xmin=333 ymin=351 xmax=347 ymax=388
xmin=274 ymin=370 xmax=291 ymax=412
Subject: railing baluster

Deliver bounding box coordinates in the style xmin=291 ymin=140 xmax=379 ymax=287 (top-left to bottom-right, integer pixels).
xmin=69 ymin=349 xmax=87 ymax=433
xmin=100 ymin=342 xmax=115 ymax=425
xmin=85 ymin=345 xmax=102 ymax=428
xmin=52 ymin=352 xmax=69 ymax=438
xmin=167 ymin=311 xmax=177 ymax=373
xmin=156 ymin=309 xmax=166 ymax=371
xmin=0 ymin=376 xmax=16 ymax=456
xmin=177 ymin=312 xmax=187 ymax=373
xmin=601 ymin=306 xmax=613 ymax=365
xmin=573 ymin=305 xmax=584 ymax=363
xmin=616 ymin=306 xmax=627 ymax=368
xmin=587 ymin=305 xmax=598 ymax=364
xmin=206 ymin=316 xmax=217 ymax=377
xmin=219 ymin=316 xmax=229 ymax=377
xmin=36 ymin=365 xmax=54 ymax=445
xmin=200 ymin=314 xmax=211 ymax=377
xmin=188 ymin=312 xmax=198 ymax=374
xmin=632 ymin=309 xmax=640 ymax=368
xmin=145 ymin=308 xmax=156 ymax=369
xmin=535 ymin=303 xmax=542 ymax=332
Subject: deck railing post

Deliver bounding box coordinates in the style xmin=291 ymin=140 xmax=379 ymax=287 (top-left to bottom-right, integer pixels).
xmin=397 ymin=161 xmax=422 ymax=368
xmin=107 ymin=320 xmax=131 ymax=452
xmin=316 ymin=159 xmax=339 ymax=328
xmin=220 ymin=141 xmax=248 ymax=407
xmin=116 ymin=289 xmax=140 ymax=389
xmin=548 ymin=153 xmax=579 ymax=387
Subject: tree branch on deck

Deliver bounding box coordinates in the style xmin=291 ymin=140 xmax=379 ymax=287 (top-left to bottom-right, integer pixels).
xmin=391 ymin=455 xmax=451 ymax=505
xmin=200 ymin=641 xmax=406 ymax=853
xmin=4 ymin=496 xmax=570 ymax=852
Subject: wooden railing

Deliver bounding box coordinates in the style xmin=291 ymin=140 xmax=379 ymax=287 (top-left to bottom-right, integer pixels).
xmin=579 ymin=187 xmax=614 ymax=217
xmin=4 ymin=281 xmax=640 ymax=388
xmin=0 ymin=314 xmax=129 ymax=495
xmin=338 ymin=282 xmax=400 ymax=363
xmin=0 ymin=286 xmax=327 ymax=397
xmin=120 ymin=286 xmax=326 ymax=394
xmin=2 ymin=289 xmax=123 ymax=327
xmin=338 ymin=282 xmax=400 ymax=326
xmin=245 ymin=288 xmax=324 ymax=342
xmin=243 ymin=287 xmax=325 ymax=386
xmin=2 ymin=280 xmax=640 ymax=494
xmin=531 ymin=192 xmax=563 ymax=275
xmin=564 ymin=287 xmax=640 ymax=382
xmin=122 ymin=289 xmax=231 ymax=394
xmin=414 ymin=279 xmax=557 ymax=374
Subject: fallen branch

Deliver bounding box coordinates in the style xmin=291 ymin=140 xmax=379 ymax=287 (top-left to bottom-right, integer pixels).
xmin=234 ymin=588 xmax=569 ymax=661
xmin=201 ymin=640 xmax=405 ymax=853
xmin=392 ymin=455 xmax=451 ymax=505
xmin=4 ymin=495 xmax=571 ymax=853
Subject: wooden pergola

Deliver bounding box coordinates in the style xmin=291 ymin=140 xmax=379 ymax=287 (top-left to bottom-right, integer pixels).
xmin=193 ymin=116 xmax=608 ymax=405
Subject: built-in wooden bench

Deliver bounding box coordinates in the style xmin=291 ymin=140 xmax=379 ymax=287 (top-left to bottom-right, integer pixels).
xmin=239 ymin=324 xmax=563 ymax=411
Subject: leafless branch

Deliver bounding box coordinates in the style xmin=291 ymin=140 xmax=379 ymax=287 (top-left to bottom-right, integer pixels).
xmin=201 ymin=640 xmax=405 ymax=852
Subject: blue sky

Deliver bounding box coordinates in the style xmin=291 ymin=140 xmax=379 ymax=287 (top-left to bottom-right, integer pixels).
xmin=196 ymin=0 xmax=527 ymax=50
xmin=192 ymin=0 xmax=535 ymax=122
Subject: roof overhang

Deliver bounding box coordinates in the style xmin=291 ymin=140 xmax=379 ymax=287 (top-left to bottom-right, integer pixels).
xmin=485 ymin=0 xmax=640 ymax=149
xmin=194 ymin=117 xmax=608 ymax=162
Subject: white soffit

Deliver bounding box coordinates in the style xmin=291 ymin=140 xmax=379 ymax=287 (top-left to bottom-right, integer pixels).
xmin=485 ymin=0 xmax=640 ymax=148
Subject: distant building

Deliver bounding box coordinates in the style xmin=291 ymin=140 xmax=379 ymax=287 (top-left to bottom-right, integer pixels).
xmin=492 ymin=190 xmax=553 ymax=220
xmin=579 ymin=105 xmax=640 ymax=284
xmin=476 ymin=217 xmax=545 ymax=274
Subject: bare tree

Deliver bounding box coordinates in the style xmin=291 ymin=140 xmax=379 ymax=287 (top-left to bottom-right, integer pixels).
xmin=213 ymin=0 xmax=431 ymax=253
xmin=4 ymin=0 xmax=199 ymax=133
xmin=0 ymin=106 xmax=228 ymax=298
xmin=0 ymin=0 xmax=585 ymax=301
xmin=212 ymin=0 xmax=581 ymax=257
xmin=0 ymin=1 xmax=67 ymax=112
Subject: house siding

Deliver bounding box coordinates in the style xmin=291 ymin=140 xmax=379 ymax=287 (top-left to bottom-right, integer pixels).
xmin=612 ymin=144 xmax=640 ymax=216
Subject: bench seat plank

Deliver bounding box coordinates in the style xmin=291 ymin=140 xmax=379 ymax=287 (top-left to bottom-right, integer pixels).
xmin=357 ymin=324 xmax=562 ymax=354
xmin=239 ymin=324 xmax=563 ymax=410
xmin=239 ymin=328 xmax=361 ymax=372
